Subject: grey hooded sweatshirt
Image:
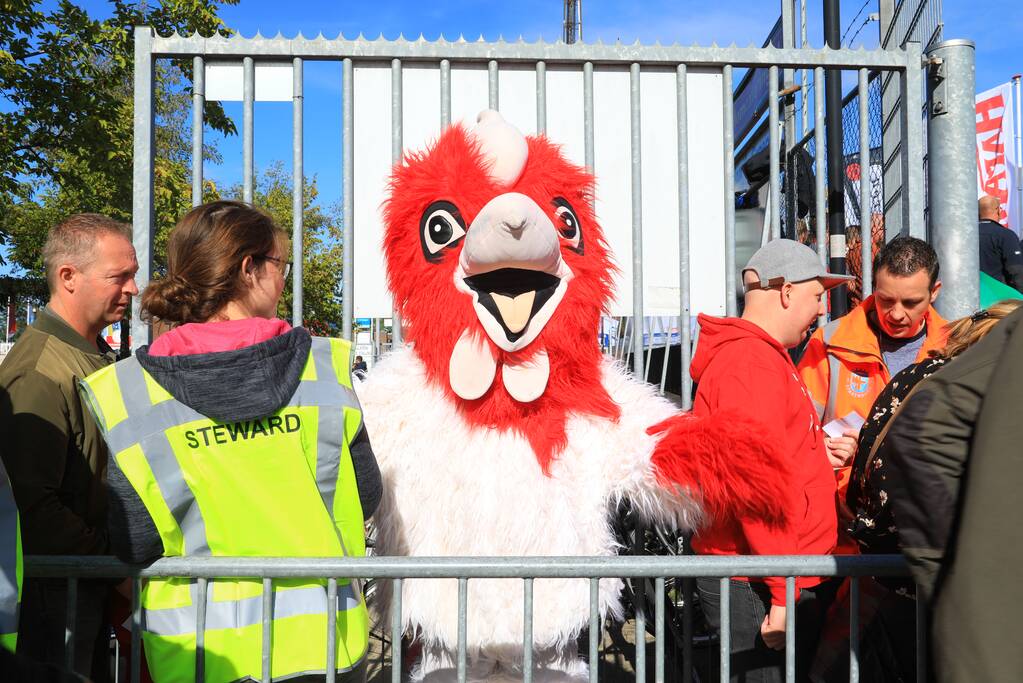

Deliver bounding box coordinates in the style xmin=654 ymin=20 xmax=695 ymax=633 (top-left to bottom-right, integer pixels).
xmin=104 ymin=327 xmax=381 ymax=563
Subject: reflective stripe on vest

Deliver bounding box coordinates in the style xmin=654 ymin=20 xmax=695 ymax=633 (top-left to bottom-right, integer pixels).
xmin=0 ymin=458 xmax=20 ymax=652
xmin=821 ymin=319 xmax=843 ymax=425
xmin=79 ymin=335 xmax=368 ymax=681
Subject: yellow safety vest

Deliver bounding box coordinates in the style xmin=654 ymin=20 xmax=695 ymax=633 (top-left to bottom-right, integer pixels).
xmin=79 ymin=336 xmax=368 ymax=683
xmin=0 ymin=458 xmax=21 ymax=652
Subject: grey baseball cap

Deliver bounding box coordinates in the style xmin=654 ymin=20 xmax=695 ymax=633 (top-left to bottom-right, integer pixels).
xmin=743 ymin=238 xmax=855 ymax=292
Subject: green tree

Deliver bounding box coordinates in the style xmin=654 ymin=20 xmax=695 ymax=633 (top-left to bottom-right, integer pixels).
xmin=0 ymin=0 xmax=236 ymax=265
xmin=231 ymin=163 xmax=345 ymax=335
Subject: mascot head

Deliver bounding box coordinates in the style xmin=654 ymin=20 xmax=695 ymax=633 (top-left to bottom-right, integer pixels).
xmin=383 ymin=111 xmax=621 ymax=472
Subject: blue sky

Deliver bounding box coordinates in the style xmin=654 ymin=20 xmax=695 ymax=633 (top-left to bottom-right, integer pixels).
xmin=21 ymin=1 xmax=1023 ymax=240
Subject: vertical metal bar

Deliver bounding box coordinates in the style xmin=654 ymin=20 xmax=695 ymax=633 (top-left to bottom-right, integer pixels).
xmin=769 ymin=65 xmax=781 ymax=241
xmin=243 ymin=56 xmax=254 ymax=204
xmin=536 ymin=61 xmax=547 ymax=134
xmin=261 ymin=578 xmax=272 ymax=683
xmin=1015 ymin=75 xmax=1023 ymax=233
xmin=785 ymin=577 xmax=795 ymax=683
xmin=589 ymin=578 xmax=599 ymax=683
xmin=658 ymin=317 xmax=671 ymax=395
xmin=326 ymin=579 xmax=338 ymax=683
xmin=926 ymin=40 xmax=979 ymax=318
xmin=645 ymin=316 xmax=658 ymax=384
xmin=342 ymin=58 xmax=355 ymax=340
xmin=391 ymin=59 xmax=404 ymax=345
xmin=859 ymin=68 xmax=873 ymax=298
xmin=196 ymin=578 xmax=208 ymax=682
xmin=850 ymin=577 xmax=860 ymax=683
xmin=901 ymin=42 xmax=926 ymax=239
xmin=654 ymin=577 xmax=665 ymax=683
xmin=800 ymin=0 xmax=808 ymax=136
xmin=292 ymin=57 xmax=304 ymax=328
xmin=635 ymin=583 xmax=646 ymax=683
xmin=583 ymin=62 xmax=595 ymax=172
xmin=681 ymin=578 xmax=693 ymax=683
xmin=440 ymin=59 xmax=451 ymax=127
xmin=719 ymin=578 xmax=730 ymax=682
xmin=722 ymin=65 xmax=737 ymax=316
xmin=457 ymin=577 xmax=468 ymax=683
xmin=131 ymin=578 xmax=142 ymax=683
xmin=192 ymin=56 xmax=204 ymax=207
xmin=132 ymin=27 xmax=155 ymax=353
xmin=523 ymin=578 xmax=534 ymax=683
xmin=488 ymin=60 xmax=499 ymax=110
xmin=916 ymin=587 xmax=926 ymax=683
xmin=391 ymin=578 xmax=403 ymax=683
xmin=677 ymin=64 xmax=692 ymax=410
xmin=64 ymin=577 xmax=77 ymax=670
xmin=814 ymin=67 xmax=828 ymax=327
xmin=630 ymin=63 xmax=645 ymax=381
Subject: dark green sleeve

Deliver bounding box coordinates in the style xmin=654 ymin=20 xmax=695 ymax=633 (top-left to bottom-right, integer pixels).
xmin=0 ymin=370 xmax=108 ymax=555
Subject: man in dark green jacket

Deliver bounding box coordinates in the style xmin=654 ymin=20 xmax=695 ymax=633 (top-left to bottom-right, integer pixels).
xmin=0 ymin=213 xmax=137 ymax=681
xmin=877 ymin=305 xmax=1023 ymax=682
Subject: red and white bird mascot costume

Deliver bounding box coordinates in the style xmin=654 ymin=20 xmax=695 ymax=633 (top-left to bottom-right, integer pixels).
xmin=358 ymin=110 xmax=785 ymax=682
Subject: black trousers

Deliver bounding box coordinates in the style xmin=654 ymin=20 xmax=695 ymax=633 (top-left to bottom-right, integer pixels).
xmin=17 ymin=578 xmax=111 ymax=683
xmin=696 ymin=577 xmax=840 ymax=683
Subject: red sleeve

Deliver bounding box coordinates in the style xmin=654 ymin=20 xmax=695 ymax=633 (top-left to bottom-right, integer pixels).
xmin=703 ymin=349 xmax=803 ymax=605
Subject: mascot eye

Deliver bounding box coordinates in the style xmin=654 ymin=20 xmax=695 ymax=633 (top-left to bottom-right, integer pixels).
xmin=553 ymin=197 xmax=583 ymax=254
xmin=420 ymin=200 xmax=467 ymax=262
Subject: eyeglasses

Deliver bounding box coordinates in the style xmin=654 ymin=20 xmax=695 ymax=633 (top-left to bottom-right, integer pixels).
xmin=258 ymin=255 xmax=291 ymax=279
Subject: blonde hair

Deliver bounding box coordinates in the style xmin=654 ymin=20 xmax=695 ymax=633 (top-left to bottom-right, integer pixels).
xmin=936 ymin=299 xmax=1023 ymax=359
xmin=43 ymin=214 xmax=132 ymax=293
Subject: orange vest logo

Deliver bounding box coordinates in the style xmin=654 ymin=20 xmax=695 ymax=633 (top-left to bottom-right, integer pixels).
xmin=846 ymin=372 xmax=871 ymax=398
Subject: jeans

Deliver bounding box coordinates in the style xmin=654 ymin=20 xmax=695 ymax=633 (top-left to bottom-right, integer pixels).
xmin=696 ymin=578 xmax=839 ymax=683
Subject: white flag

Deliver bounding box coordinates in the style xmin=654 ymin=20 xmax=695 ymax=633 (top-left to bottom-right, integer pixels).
xmin=976 ymin=82 xmax=1020 ymax=235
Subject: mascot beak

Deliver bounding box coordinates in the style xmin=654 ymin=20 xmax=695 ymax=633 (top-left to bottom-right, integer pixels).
xmin=454 ymin=192 xmax=574 ymax=353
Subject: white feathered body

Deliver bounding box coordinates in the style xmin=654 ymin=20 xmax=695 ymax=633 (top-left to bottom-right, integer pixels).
xmin=357 ymin=346 xmax=701 ymax=667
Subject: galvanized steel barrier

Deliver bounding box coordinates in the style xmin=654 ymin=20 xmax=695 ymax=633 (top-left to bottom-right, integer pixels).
xmin=130 ymin=28 xmax=929 ymax=391
xmin=28 ymin=553 xmax=918 ymax=683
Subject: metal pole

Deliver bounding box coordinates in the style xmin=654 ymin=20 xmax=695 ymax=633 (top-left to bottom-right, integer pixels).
xmin=292 ymin=57 xmax=304 ymax=328
xmin=859 ymin=69 xmax=873 ymax=299
xmin=824 ymin=0 xmax=849 ymax=318
xmin=192 ymin=56 xmax=204 ymax=207
xmin=1014 ymin=74 xmax=1022 ymax=235
xmin=723 ymin=65 xmax=737 ymax=316
xmin=782 ymin=0 xmax=796 ymax=236
xmin=800 ymin=0 xmax=808 ymax=136
xmin=391 ymin=58 xmax=404 ymax=345
xmin=927 ymin=39 xmax=978 ymax=319
xmin=630 ymin=63 xmax=645 ymax=380
xmin=902 ymin=42 xmax=926 ymax=239
xmin=342 ymin=58 xmax=354 ymax=340
xmin=243 ymin=56 xmax=254 ymax=204
xmin=676 ymin=64 xmax=692 ymax=410
xmin=132 ymin=27 xmax=154 ymax=353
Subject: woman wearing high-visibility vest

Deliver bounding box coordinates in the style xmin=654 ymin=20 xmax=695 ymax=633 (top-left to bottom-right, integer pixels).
xmin=79 ymin=201 xmax=381 ymax=683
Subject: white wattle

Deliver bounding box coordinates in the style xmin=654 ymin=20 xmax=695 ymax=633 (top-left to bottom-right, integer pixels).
xmin=448 ymin=329 xmax=497 ymax=400
xmin=502 ymin=348 xmax=550 ymax=403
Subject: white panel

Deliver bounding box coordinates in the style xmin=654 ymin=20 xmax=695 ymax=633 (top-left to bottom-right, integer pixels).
xmin=685 ymin=68 xmax=727 ymax=317
xmin=352 ymin=64 xmax=394 ymax=319
xmin=497 ymin=66 xmax=538 ymax=136
xmin=591 ymin=67 xmax=633 ymax=315
xmin=351 ymin=62 xmax=725 ymax=319
xmin=544 ymin=67 xmax=585 ymax=167
xmin=205 ymin=62 xmax=293 ymax=102
xmin=450 ymin=64 xmax=489 ymax=129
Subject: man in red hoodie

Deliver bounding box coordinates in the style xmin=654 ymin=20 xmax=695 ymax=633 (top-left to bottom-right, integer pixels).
xmin=691 ymin=239 xmax=849 ymax=682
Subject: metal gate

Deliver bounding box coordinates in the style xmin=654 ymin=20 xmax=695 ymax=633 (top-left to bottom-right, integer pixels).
xmin=131 ymin=27 xmax=930 ymax=401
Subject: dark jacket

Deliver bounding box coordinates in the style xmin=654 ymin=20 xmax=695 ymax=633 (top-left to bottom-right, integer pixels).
xmin=978 ymin=218 xmax=1023 ymax=289
xmin=0 ymin=306 xmax=115 ymax=555
xmin=103 ymin=327 xmax=382 ymax=563
xmin=877 ymin=305 xmax=1023 ymax=682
